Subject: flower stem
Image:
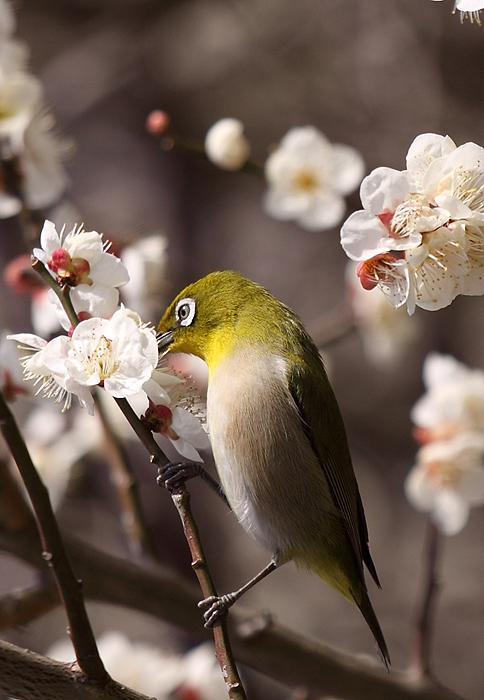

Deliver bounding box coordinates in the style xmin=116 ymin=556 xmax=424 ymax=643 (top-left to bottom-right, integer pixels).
xmin=31 ymin=256 xmax=79 ymax=328
xmin=412 ymin=518 xmax=442 ymax=678
xmin=161 ymin=133 xmax=265 ymax=176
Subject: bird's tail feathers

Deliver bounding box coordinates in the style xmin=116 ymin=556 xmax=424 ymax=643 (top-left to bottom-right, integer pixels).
xmin=356 ymin=591 xmax=390 ymax=670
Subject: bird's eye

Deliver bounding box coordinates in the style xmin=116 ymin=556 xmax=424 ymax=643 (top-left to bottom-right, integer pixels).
xmin=175 ymin=297 xmax=196 ymax=327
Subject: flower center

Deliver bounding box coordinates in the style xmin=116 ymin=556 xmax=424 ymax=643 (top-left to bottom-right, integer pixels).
xmin=83 ymin=335 xmax=118 ymax=380
xmin=293 ymin=170 xmax=320 ymax=194
xmin=425 ymin=459 xmax=460 ymax=488
xmin=385 ymin=195 xmax=442 ymax=240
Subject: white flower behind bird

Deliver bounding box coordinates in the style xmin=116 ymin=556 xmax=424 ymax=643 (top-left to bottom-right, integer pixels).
xmin=263 ymin=126 xmax=364 ymax=231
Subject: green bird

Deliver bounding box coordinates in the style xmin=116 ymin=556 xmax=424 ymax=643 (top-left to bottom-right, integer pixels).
xmin=157 ymin=270 xmax=389 ymax=666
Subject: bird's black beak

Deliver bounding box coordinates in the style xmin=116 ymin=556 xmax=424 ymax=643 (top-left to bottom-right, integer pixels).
xmin=158 ymin=328 xmax=174 ymax=350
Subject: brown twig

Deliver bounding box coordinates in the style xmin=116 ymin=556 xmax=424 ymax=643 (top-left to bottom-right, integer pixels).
xmin=412 ymin=519 xmax=442 ymax=678
xmin=113 ymin=396 xmax=247 ymax=700
xmin=0 ymin=389 xmax=108 ymax=684
xmin=0 ymin=525 xmax=467 ymax=700
xmin=94 ymin=393 xmax=158 ymax=561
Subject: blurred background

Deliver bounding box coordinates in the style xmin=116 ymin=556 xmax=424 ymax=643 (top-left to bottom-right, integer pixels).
xmin=1 ymin=0 xmax=484 ymax=698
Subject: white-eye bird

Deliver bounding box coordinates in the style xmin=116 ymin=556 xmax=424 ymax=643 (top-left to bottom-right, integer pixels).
xmin=157 ymin=270 xmax=389 ymax=666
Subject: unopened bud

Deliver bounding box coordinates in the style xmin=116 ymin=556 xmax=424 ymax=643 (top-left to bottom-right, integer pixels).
xmin=205 ymin=118 xmax=250 ymax=171
xmin=146 ymin=110 xmax=171 ymax=137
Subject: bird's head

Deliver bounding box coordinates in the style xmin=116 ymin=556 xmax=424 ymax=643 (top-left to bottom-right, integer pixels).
xmin=158 ymin=270 xmax=272 ymax=366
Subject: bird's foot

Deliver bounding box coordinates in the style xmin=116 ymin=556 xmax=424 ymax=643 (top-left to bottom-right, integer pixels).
xmin=198 ymin=593 xmax=238 ymax=628
xmin=156 ymin=461 xmax=202 ymax=490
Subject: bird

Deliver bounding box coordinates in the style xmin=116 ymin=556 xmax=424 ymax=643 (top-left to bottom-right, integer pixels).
xmin=157 ymin=270 xmax=389 ymax=666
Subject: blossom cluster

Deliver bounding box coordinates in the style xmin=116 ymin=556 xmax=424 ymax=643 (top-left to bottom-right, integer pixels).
xmin=8 ymin=221 xmax=209 ymax=463
xmin=341 ymin=133 xmax=484 ymax=315
xmin=0 ymin=0 xmax=68 ymax=214
xmin=204 ymin=119 xmax=364 ymax=232
xmin=405 ymin=353 xmax=484 ymax=534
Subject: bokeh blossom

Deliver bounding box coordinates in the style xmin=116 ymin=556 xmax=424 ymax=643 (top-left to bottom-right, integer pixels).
xmin=341 ymin=133 xmax=484 ymax=314
xmin=263 ymin=125 xmax=364 ymax=232
xmin=47 ymin=634 xmax=227 ymax=700
xmin=205 ymin=118 xmax=250 ymax=171
xmin=405 ymin=432 xmax=484 ymax=535
xmin=0 ymin=1 xmax=69 ymax=212
xmin=406 ymin=353 xmax=484 ymax=534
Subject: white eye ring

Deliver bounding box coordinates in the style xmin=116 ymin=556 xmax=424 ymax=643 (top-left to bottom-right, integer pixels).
xmin=175 ymin=297 xmax=196 ymax=327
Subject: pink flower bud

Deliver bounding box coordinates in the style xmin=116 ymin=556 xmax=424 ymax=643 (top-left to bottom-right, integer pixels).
xmin=146 ymin=110 xmax=171 ymax=137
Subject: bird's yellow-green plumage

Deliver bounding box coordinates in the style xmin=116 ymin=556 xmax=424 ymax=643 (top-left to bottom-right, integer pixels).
xmin=158 ymin=270 xmax=389 ymax=665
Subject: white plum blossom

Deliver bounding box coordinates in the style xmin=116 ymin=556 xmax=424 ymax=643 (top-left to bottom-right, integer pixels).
xmin=34 ymin=220 xmax=129 ymax=323
xmin=41 ymin=308 xmax=158 ymax=399
xmin=341 ymin=133 xmax=484 ymax=314
xmin=406 ymin=353 xmax=484 ymax=534
xmin=0 ymin=70 xmax=43 ymax=151
xmin=7 ymin=331 xmax=95 ymax=412
xmin=20 ymin=110 xmax=70 ymax=210
xmin=405 ymin=432 xmax=484 ymax=535
xmin=205 ymin=118 xmax=250 ymax=171
xmin=0 ymin=330 xmax=30 ymax=400
xmin=411 ymin=353 xmax=484 ymax=443
xmin=263 ymin=126 xmax=365 ymax=232
xmin=141 ymin=364 xmax=210 ymax=462
xmin=431 ymin=0 xmax=484 ymax=23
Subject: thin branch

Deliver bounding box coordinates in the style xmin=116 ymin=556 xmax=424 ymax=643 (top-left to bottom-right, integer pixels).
xmin=0 ymin=580 xmax=59 ymax=630
xmin=0 ymin=638 xmax=151 ymax=700
xmin=412 ymin=519 xmax=442 ymax=678
xmin=31 ymin=256 xmax=79 ymax=328
xmin=94 ymin=393 xmax=158 ymax=560
xmin=113 ymin=396 xmax=247 ymax=700
xmin=0 ymin=390 xmax=108 ymax=684
xmin=0 ymin=526 xmax=467 ymax=700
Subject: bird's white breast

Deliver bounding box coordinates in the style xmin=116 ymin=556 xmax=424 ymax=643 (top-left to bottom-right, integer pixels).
xmin=207 ymin=346 xmax=336 ymax=560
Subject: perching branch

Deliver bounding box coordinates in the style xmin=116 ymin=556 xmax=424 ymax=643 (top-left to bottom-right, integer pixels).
xmin=0 ymin=524 xmax=467 ymax=700
xmin=0 ymin=389 xmax=108 ymax=684
xmin=0 ymin=638 xmax=151 ymax=700
xmin=114 ymin=396 xmax=247 ymax=700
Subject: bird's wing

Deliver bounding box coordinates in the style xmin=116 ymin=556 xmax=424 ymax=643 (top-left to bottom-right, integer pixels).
xmin=288 ymin=355 xmax=381 ymax=587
